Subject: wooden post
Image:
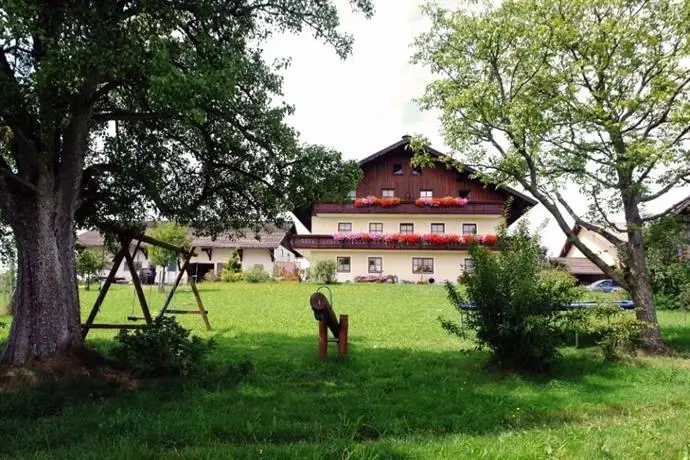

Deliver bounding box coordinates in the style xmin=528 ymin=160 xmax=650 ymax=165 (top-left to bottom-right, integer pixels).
xmin=186 ymin=254 xmax=212 ymax=331
xmin=82 ymin=245 xmax=128 ymax=338
xmin=338 ymin=314 xmax=349 ymax=358
xmin=319 ymin=320 xmax=328 ymax=360
xmin=122 ymin=241 xmax=153 ymax=323
xmin=158 ymin=256 xmax=191 ymax=318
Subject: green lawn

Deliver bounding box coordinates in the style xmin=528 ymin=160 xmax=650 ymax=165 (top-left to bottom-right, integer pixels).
xmin=2 ymin=282 xmax=690 ymax=459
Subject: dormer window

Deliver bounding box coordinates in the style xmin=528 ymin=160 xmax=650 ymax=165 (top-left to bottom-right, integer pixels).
xmin=393 ymin=163 xmax=403 ymax=175
xmin=381 ymin=189 xmax=395 ymax=197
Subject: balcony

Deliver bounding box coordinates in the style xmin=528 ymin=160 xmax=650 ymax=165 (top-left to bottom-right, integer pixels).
xmin=313 ymin=200 xmax=504 ymax=215
xmin=289 ymin=234 xmax=497 ymax=251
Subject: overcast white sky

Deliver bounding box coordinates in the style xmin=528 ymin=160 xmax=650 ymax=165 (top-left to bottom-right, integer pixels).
xmin=265 ymin=0 xmax=690 ymax=254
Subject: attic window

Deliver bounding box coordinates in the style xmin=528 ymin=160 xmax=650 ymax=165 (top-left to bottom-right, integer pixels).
xmin=458 ymin=190 xmax=471 ymax=199
xmin=393 ymin=163 xmax=403 ymax=175
xmin=412 ymin=166 xmax=422 ymax=176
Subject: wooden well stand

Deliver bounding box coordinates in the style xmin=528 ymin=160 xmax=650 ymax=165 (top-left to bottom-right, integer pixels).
xmin=309 ymin=288 xmax=348 ymax=360
xmin=81 ymin=227 xmax=211 ymax=338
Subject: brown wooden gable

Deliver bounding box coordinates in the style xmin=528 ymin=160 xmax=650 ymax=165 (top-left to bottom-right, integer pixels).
xmin=351 ymin=136 xmax=537 ymax=224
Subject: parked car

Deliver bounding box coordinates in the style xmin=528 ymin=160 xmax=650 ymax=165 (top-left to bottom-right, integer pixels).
xmin=586 ymin=279 xmax=624 ymax=293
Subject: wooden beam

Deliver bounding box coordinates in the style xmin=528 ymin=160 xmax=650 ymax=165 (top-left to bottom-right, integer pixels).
xmin=158 ymin=256 xmax=190 ymax=318
xmin=82 ymin=244 xmax=129 ymax=338
xmin=187 ymin=261 xmax=212 ymax=331
xmin=122 ymin=242 xmax=153 ymax=324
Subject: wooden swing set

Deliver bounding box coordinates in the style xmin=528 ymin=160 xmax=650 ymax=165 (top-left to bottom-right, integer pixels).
xmin=81 ymin=228 xmax=211 ymax=338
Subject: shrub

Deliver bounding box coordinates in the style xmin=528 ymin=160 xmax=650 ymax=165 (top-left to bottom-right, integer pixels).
xmin=441 ymin=222 xmax=580 ymax=372
xmin=222 ymin=271 xmax=244 ymax=282
xmin=244 ymin=266 xmax=271 ymax=283
xmin=310 ymin=259 xmax=337 ymax=284
xmin=679 ymin=284 xmax=690 ymax=310
xmin=113 ymin=316 xmax=212 ymax=377
xmin=203 ymin=271 xmax=217 ymax=282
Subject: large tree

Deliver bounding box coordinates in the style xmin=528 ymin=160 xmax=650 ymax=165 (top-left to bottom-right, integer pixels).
xmin=414 ymin=0 xmax=690 ymax=350
xmin=0 ymin=1 xmax=370 ymax=365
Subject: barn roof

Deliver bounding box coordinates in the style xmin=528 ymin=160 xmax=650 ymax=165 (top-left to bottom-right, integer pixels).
xmin=551 ymin=257 xmax=605 ymax=275
xmin=76 ymin=224 xmax=290 ymax=250
xmin=359 ymin=135 xmax=538 ymax=209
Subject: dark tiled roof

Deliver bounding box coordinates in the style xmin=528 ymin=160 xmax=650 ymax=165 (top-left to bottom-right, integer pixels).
xmin=77 ymin=224 xmax=289 ymax=250
xmin=551 ymin=257 xmax=606 ymax=275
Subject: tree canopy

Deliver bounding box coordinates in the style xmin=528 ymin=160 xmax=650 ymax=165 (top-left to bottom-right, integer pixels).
xmin=0 ymin=1 xmax=372 ymax=364
xmin=414 ymin=0 xmax=690 ymax=349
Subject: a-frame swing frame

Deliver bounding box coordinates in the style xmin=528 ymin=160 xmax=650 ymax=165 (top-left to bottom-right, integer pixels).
xmin=81 ymin=230 xmax=211 ymax=338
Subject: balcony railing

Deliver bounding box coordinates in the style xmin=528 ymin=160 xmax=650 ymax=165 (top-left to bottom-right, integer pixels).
xmin=313 ymin=201 xmax=504 ymax=215
xmin=289 ymin=234 xmax=496 ymax=251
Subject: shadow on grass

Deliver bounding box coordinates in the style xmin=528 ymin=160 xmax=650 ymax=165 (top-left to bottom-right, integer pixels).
xmin=0 ymin=329 xmax=663 ymax=458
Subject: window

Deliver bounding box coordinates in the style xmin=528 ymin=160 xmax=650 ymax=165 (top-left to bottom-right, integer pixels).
xmin=369 ymin=222 xmax=383 ymax=233
xmin=133 ymin=261 xmax=143 ymax=271
xmin=413 ymin=258 xmax=434 ymax=274
xmin=381 ymin=188 xmax=395 ymax=197
xmin=462 ymin=223 xmax=477 ymax=235
xmin=412 ymin=166 xmax=422 ymax=176
xmin=458 ymin=190 xmax=471 ymax=199
xmin=347 ymin=190 xmax=356 ymax=201
xmin=338 ymin=222 xmax=352 ymax=233
xmin=393 ymin=163 xmax=403 ymax=175
xmin=400 ymin=223 xmax=414 ymax=234
xmin=420 ymin=189 xmax=433 ymax=198
xmin=430 ymin=223 xmax=445 ymax=234
xmin=464 ymin=258 xmax=475 ymax=272
xmin=337 ymin=257 xmax=351 ymax=273
xmin=368 ymin=257 xmax=383 ymax=273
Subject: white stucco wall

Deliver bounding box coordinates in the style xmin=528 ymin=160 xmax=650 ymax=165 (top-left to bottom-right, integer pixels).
xmin=311 ymin=214 xmax=502 ymax=235
xmin=305 ymin=249 xmax=474 ymax=283
xmin=565 ymin=228 xmax=619 ymax=266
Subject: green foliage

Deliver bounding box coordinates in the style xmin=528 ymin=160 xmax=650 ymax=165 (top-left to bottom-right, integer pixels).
xmin=564 ymin=305 xmax=649 ymax=361
xmin=414 ymin=0 xmax=690 ymax=341
xmin=244 ymin=266 xmax=271 ymax=283
xmin=221 ymin=249 xmax=244 ymax=282
xmin=113 ymin=316 xmax=212 ymax=377
xmin=225 ymin=249 xmax=242 ymax=274
xmin=222 ymin=271 xmax=244 ymax=283
xmin=75 ymin=249 xmax=109 ymax=290
xmin=442 ymin=223 xmax=580 ymax=372
xmin=645 ymin=216 xmax=690 ymax=299
xmin=310 ymin=260 xmax=337 ymax=285
xmin=147 ymin=223 xmax=191 ymax=268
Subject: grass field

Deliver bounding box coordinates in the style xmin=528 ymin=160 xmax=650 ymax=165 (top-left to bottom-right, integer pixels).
xmin=2 ymin=282 xmax=690 ymax=459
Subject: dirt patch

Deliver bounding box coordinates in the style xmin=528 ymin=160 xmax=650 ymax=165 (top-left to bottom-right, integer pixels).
xmin=0 ymin=348 xmax=138 ymax=391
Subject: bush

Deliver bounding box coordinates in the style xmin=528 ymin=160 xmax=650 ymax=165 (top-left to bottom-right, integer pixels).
xmin=441 ymin=222 xmax=580 ymax=373
xmin=244 ymin=266 xmax=271 ymax=283
xmin=563 ymin=305 xmax=648 ymax=361
xmin=679 ymin=284 xmax=690 ymax=310
xmin=310 ymin=259 xmax=337 ymax=284
xmin=113 ymin=316 xmax=212 ymax=377
xmin=222 ymin=271 xmax=244 ymax=282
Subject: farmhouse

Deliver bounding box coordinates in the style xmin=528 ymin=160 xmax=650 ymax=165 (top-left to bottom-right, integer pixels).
xmin=668 ymin=194 xmax=690 ymax=259
xmin=551 ymin=224 xmax=625 ymax=284
xmin=76 ymin=224 xmax=297 ymax=282
xmin=289 ymin=135 xmax=537 ymax=283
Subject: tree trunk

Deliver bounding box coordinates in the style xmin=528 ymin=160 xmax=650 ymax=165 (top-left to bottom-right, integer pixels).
xmin=0 ymin=198 xmax=83 ymax=365
xmin=621 ymin=196 xmax=665 ymax=352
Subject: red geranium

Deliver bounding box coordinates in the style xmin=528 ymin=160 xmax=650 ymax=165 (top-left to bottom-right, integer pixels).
xmin=483 ymin=234 xmax=498 ymax=246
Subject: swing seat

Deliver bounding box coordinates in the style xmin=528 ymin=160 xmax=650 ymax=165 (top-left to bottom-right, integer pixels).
xmin=127 ymin=315 xmax=148 ymax=321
